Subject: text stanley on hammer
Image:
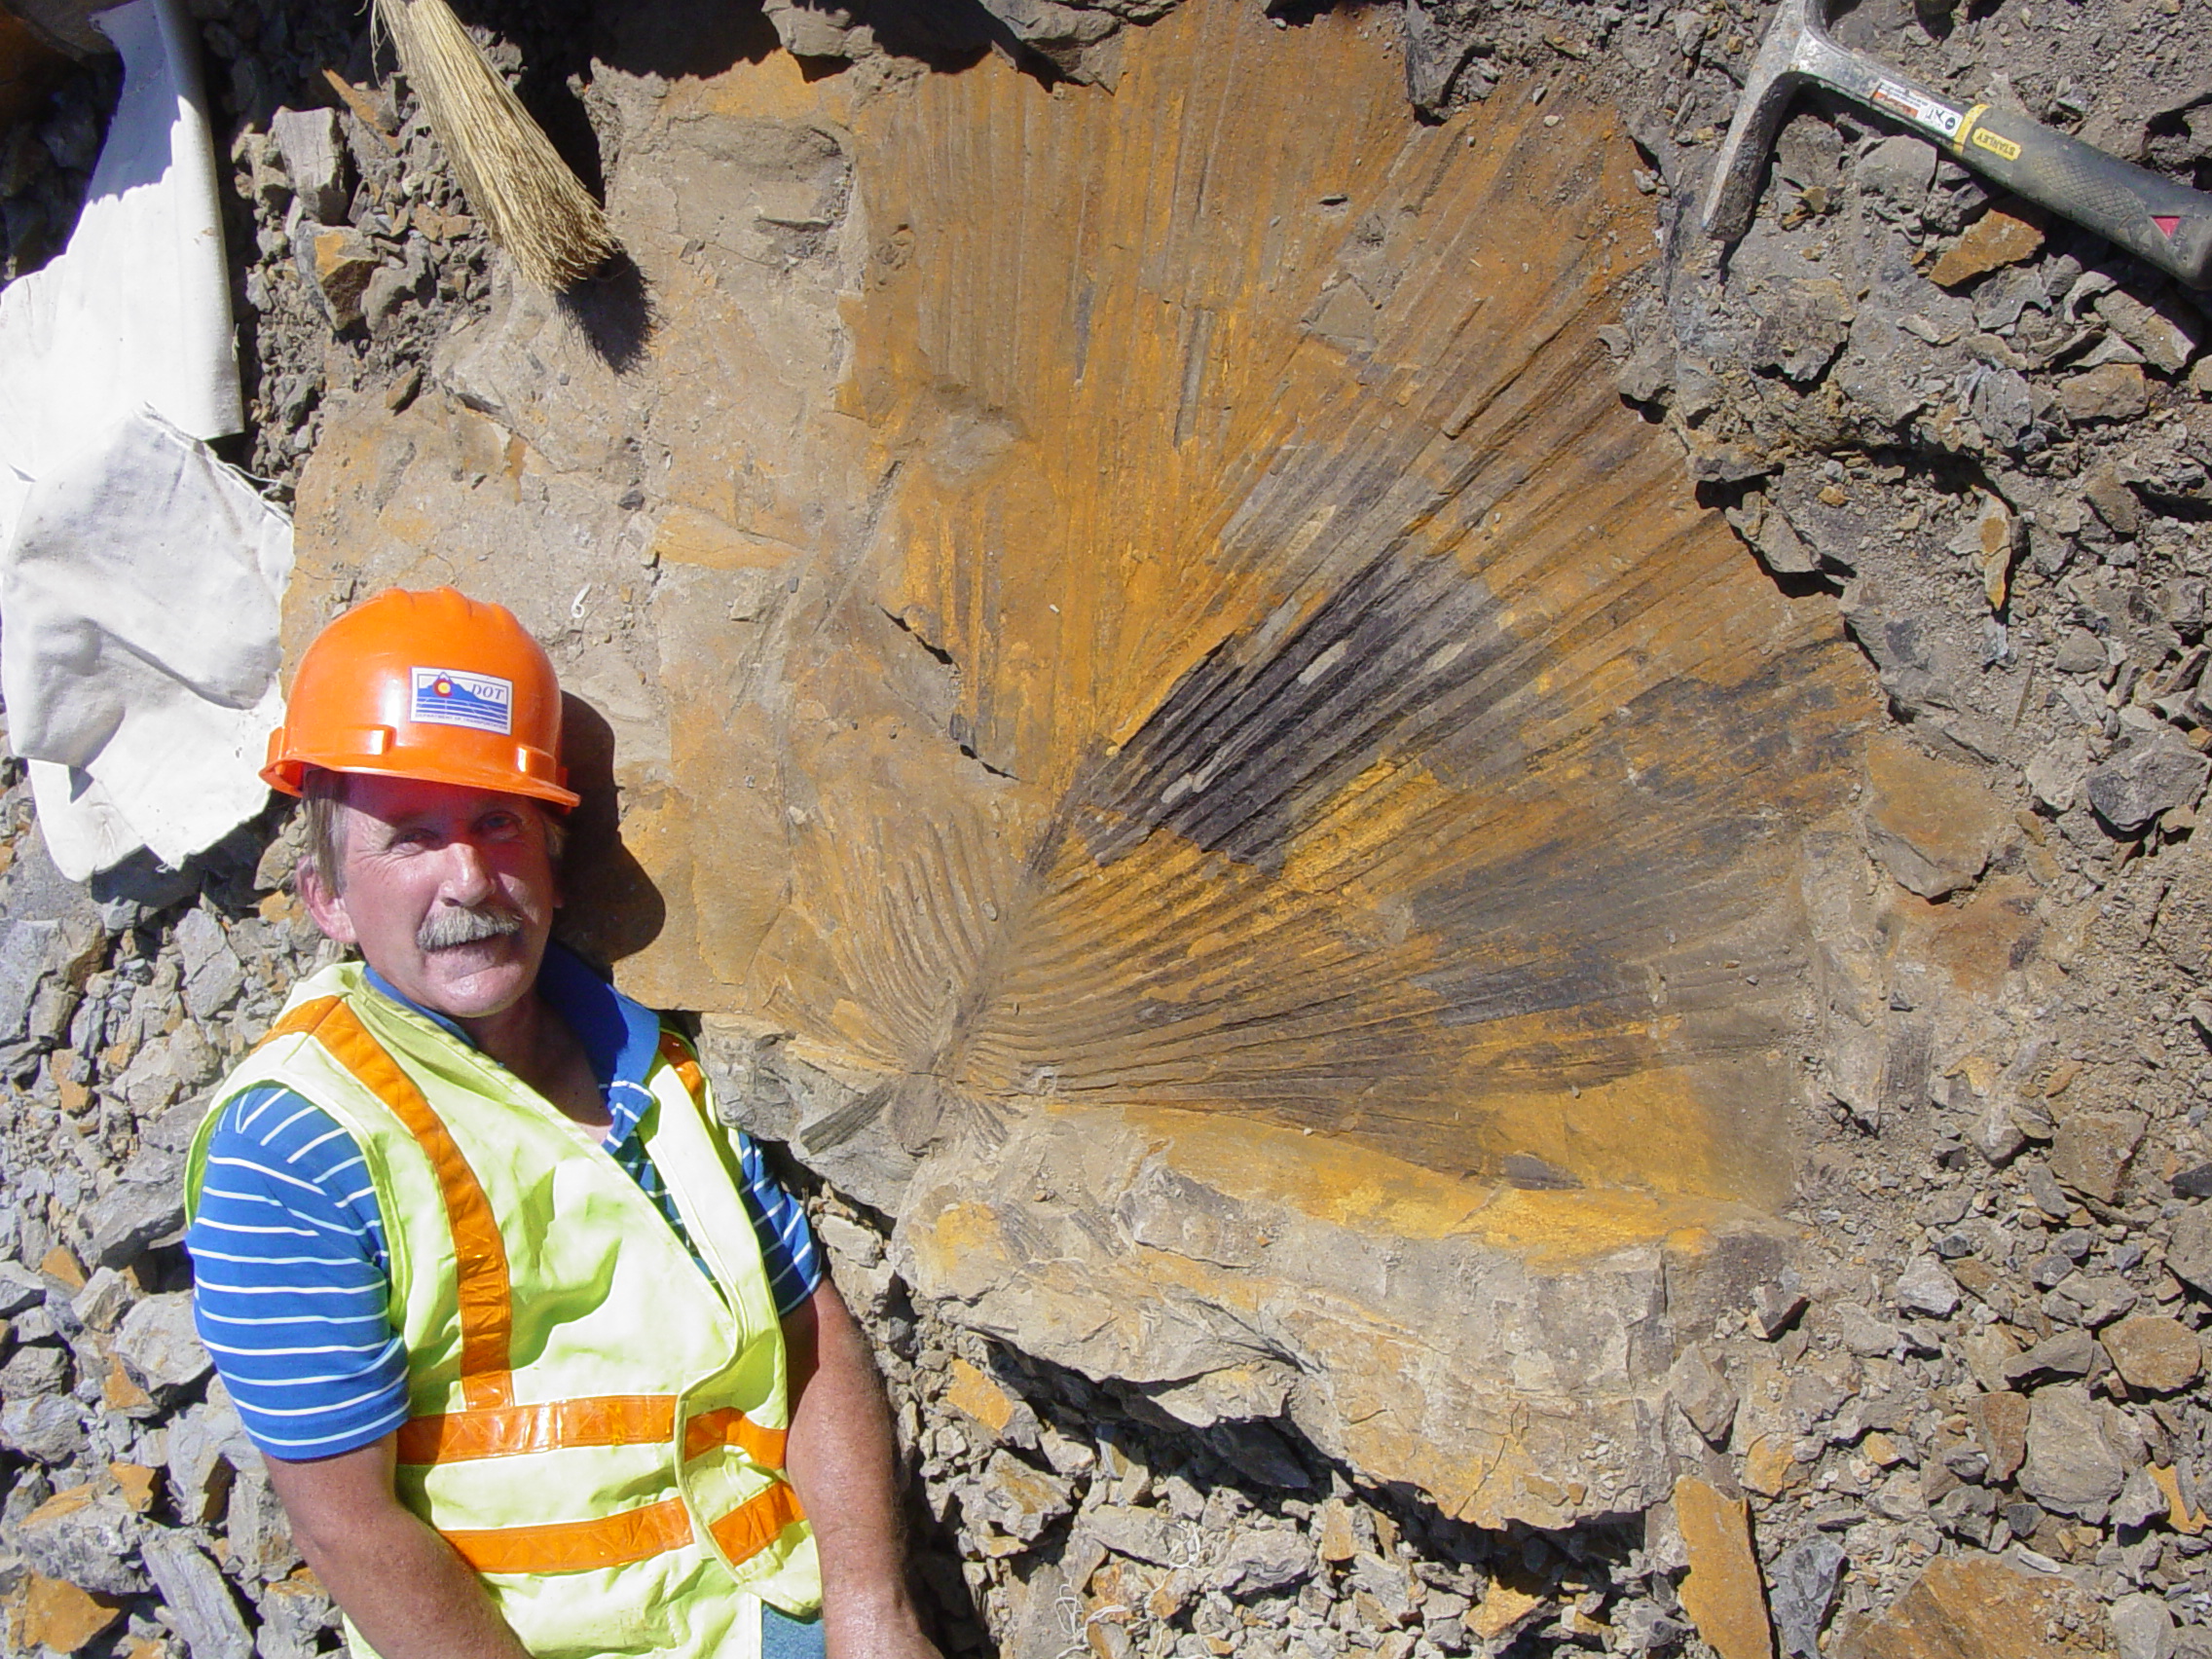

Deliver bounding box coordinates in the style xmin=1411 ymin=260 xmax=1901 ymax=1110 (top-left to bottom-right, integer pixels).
xmin=1702 ymin=0 xmax=2212 ymax=289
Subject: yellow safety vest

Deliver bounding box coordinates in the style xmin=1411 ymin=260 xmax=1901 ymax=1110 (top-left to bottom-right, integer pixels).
xmin=185 ymin=963 xmax=822 ymax=1659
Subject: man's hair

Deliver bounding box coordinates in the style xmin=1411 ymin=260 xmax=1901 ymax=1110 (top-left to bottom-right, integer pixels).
xmin=299 ymin=767 xmax=567 ymax=894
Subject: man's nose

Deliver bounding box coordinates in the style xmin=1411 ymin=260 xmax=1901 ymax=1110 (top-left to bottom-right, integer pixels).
xmin=438 ymin=838 xmax=497 ymax=903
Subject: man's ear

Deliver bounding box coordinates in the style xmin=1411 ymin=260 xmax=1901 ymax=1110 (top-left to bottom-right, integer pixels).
xmin=296 ymin=856 xmax=359 ymax=945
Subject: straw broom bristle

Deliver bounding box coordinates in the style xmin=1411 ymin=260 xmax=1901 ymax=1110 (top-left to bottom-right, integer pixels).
xmin=372 ymin=0 xmax=614 ymax=290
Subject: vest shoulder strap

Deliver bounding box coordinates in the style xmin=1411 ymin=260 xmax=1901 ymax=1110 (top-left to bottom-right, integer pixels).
xmin=656 ymin=1026 xmax=709 ymax=1112
xmin=255 ymin=992 xmax=517 ymax=1412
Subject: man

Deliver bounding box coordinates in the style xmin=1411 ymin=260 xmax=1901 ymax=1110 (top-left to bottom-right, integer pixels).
xmin=184 ymin=587 xmax=940 ymax=1659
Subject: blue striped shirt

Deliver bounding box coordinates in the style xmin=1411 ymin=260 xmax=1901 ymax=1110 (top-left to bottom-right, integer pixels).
xmin=186 ymin=945 xmax=821 ymax=1460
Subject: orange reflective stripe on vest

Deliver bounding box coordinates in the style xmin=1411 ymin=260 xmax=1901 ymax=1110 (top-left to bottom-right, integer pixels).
xmin=441 ymin=1482 xmax=804 ymax=1575
xmin=395 ymin=1396 xmax=787 ymax=1467
xmin=260 ymin=995 xmax=515 ymax=1411
xmin=684 ymin=1405 xmax=788 ymax=1466
xmin=441 ymin=1493 xmax=696 ymax=1573
xmin=710 ymin=1482 xmax=806 ymax=1569
xmin=397 ymin=1394 xmax=674 ymax=1463
xmin=657 ymin=1030 xmax=707 ymax=1109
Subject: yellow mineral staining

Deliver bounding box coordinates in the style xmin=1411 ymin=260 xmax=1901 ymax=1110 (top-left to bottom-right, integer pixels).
xmin=294 ymin=0 xmax=1881 ymax=1218
xmin=708 ymin=0 xmax=1877 ymax=1206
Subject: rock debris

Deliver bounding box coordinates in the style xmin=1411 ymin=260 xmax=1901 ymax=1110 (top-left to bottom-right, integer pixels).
xmin=10 ymin=0 xmax=2212 ymax=1656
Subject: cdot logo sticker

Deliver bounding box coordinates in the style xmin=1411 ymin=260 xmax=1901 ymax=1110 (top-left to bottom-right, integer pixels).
xmin=410 ymin=667 xmax=514 ymax=735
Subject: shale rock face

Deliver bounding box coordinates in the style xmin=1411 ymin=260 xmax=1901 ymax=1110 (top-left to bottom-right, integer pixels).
xmin=287 ymin=0 xmax=1876 ymax=1526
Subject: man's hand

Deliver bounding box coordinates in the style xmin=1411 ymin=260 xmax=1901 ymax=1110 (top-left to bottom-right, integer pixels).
xmin=263 ymin=1435 xmax=532 ymax=1659
xmin=783 ymin=1277 xmax=943 ymax=1659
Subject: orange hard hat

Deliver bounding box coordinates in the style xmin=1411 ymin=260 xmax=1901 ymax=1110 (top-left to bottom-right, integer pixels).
xmin=261 ymin=586 xmax=579 ymax=809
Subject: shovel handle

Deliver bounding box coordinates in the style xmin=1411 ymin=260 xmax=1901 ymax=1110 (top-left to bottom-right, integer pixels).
xmin=1948 ymin=103 xmax=2212 ymax=290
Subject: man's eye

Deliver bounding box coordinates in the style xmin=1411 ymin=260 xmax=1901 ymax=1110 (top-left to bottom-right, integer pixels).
xmin=481 ymin=813 xmax=524 ymax=839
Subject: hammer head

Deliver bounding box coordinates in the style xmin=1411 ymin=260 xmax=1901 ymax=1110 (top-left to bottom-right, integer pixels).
xmin=1701 ymin=0 xmax=1831 ymax=241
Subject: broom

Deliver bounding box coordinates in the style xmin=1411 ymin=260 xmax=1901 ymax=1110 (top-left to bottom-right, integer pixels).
xmin=371 ymin=0 xmax=614 ymax=291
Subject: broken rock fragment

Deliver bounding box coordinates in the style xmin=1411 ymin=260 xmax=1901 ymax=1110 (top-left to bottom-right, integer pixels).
xmin=138 ymin=1527 xmax=252 ymax=1659
xmin=2170 ymin=1206 xmax=2212 ymax=1297
xmin=1079 ymin=1503 xmax=1177 ymax=1568
xmin=1957 ymin=489 xmax=2016 ymax=609
xmin=2047 ymin=1106 xmax=2147 ymax=1204
xmin=166 ymin=1397 xmax=246 ymax=1528
xmin=1 ymin=1391 xmax=85 ymax=1464
xmin=1971 ymin=1389 xmax=2029 ymax=1483
xmin=112 ymin=1292 xmax=212 ymax=1399
xmin=2019 ymin=1383 xmax=2126 ymax=1521
xmin=256 ymin=1568 xmax=340 ymax=1659
xmin=175 ymin=907 xmax=243 ymax=1022
xmin=1767 ymin=1534 xmax=1845 ymax=1659
xmin=1856 ymin=133 xmax=1936 ymax=220
xmin=1669 ymin=1345 xmax=1738 ymax=1447
xmin=1860 ymin=732 xmax=2007 ymax=899
xmin=2109 ymin=1594 xmax=2175 ymax=1659
xmin=0 ymin=1260 xmax=43 ymax=1316
xmin=2025 ymin=732 xmax=2090 ymax=813
xmin=969 ymin=1450 xmax=1071 ymax=1544
xmin=1673 ymin=1477 xmax=1773 ymax=1659
xmin=82 ymin=1147 xmax=185 ymax=1270
xmin=295 ymin=224 xmax=378 ymax=330
xmin=1832 ymin=1554 xmax=2108 ymax=1657
xmin=1969 ymin=365 xmax=2037 ymax=453
xmin=2083 ymin=465 xmax=2143 ymax=538
xmin=2052 ymin=629 xmax=2107 ymax=675
xmin=1893 ymin=1256 xmax=1960 ymax=1319
xmin=2003 ymin=1327 xmax=2100 ymax=1389
xmin=1677 ymin=425 xmax=1773 ymax=484
xmin=2113 ymin=1463 xmax=2169 ymax=1531
xmin=1751 ymin=1274 xmax=1809 ymax=1340
xmin=1928 ymin=202 xmax=2046 ymax=288
xmin=2044 ymin=1272 xmax=2137 ymax=1330
xmin=1465 ymin=1577 xmax=1549 ymax=1645
xmin=14 ymin=1481 xmax=148 ymax=1596
xmin=2102 ymin=1313 xmax=2203 ymax=1394
xmin=1832 ymin=1303 xmax=1905 ymax=1359
xmin=2094 ymin=286 xmax=2201 ymax=377
xmin=1 ymin=1573 xmax=124 ymax=1656
xmin=2085 ymin=730 xmax=2210 ymax=834
xmin=2058 ymin=361 xmax=2151 ymax=424
xmin=943 ymin=1356 xmax=1035 ymax=1448
xmin=1751 ymin=278 xmax=1854 ymax=385
xmin=268 ymin=106 xmax=349 ymax=224
xmin=1214 ymin=1526 xmax=1312 ymax=1597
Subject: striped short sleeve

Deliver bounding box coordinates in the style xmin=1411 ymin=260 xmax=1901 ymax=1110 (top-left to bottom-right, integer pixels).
xmin=731 ymin=1129 xmax=822 ymax=1317
xmin=185 ymin=1085 xmax=410 ymax=1460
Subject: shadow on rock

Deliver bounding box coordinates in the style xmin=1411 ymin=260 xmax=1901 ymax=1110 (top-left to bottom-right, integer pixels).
xmin=558 ymin=250 xmax=656 ymax=374
xmin=555 ymin=692 xmax=666 ymax=967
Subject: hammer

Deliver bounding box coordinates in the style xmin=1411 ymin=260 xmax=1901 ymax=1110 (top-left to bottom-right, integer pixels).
xmin=1703 ymin=0 xmax=2212 ymax=289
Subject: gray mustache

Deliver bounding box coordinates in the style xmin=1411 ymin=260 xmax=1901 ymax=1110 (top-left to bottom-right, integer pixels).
xmin=417 ymin=904 xmax=525 ymax=951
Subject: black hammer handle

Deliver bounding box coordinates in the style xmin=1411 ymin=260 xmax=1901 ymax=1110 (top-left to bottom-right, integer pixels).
xmin=1951 ymin=103 xmax=2212 ymax=289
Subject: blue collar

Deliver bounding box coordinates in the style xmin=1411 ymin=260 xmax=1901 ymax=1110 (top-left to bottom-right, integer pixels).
xmin=361 ymin=941 xmax=665 ymax=1145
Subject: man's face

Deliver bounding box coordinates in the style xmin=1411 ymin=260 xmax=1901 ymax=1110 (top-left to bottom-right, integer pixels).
xmin=299 ymin=773 xmax=560 ymax=1024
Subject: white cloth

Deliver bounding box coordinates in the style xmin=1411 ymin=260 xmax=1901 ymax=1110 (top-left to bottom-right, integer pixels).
xmin=0 ymin=0 xmax=241 ymax=506
xmin=4 ymin=411 xmax=291 ymax=878
xmin=0 ymin=0 xmax=288 ymax=880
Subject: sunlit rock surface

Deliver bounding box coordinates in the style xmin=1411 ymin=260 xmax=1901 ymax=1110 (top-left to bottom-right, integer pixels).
xmin=287 ymin=0 xmax=1878 ymax=1526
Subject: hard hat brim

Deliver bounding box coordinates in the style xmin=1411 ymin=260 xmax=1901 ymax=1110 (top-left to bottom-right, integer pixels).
xmin=262 ymin=742 xmax=581 ymax=812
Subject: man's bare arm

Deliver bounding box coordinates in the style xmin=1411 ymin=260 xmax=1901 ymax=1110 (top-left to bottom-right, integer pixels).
xmin=263 ymin=1435 xmax=532 ymax=1659
xmin=782 ymin=1276 xmax=941 ymax=1659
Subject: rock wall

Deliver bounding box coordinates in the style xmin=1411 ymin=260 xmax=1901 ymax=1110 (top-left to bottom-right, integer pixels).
xmin=12 ymin=0 xmax=2212 ymax=1654
xmin=285 ymin=0 xmax=1875 ymax=1532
